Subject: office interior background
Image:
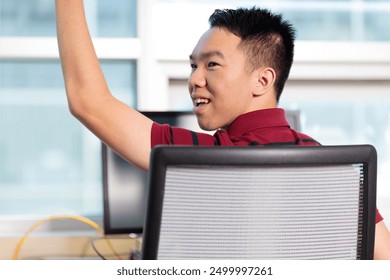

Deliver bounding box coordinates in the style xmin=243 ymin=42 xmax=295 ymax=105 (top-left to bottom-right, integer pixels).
xmin=1 ymin=0 xmax=390 ymax=258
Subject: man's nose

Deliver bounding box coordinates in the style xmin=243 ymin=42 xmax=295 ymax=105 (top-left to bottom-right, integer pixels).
xmin=188 ymin=67 xmax=206 ymax=89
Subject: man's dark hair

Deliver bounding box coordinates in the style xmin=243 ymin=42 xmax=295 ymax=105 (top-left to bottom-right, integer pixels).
xmin=209 ymin=7 xmax=295 ymax=101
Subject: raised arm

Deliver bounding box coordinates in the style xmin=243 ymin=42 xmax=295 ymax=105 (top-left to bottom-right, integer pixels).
xmin=55 ymin=0 xmax=152 ymax=170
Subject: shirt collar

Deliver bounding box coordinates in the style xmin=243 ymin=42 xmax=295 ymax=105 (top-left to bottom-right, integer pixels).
xmin=226 ymin=108 xmax=290 ymax=137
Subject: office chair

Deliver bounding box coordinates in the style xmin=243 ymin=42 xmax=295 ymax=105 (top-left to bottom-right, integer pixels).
xmin=142 ymin=145 xmax=377 ymax=259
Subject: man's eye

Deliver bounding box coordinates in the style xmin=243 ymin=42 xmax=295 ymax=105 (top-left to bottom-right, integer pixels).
xmin=190 ymin=64 xmax=197 ymax=69
xmin=207 ymin=62 xmax=218 ymax=67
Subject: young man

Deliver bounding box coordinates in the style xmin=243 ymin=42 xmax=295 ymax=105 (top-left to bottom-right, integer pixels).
xmin=55 ymin=1 xmax=390 ymax=259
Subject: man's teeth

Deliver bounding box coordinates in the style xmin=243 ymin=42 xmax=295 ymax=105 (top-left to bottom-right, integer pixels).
xmin=195 ymin=98 xmax=210 ymax=105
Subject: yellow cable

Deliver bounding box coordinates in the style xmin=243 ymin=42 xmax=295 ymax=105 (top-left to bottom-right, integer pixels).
xmin=12 ymin=215 xmax=122 ymax=260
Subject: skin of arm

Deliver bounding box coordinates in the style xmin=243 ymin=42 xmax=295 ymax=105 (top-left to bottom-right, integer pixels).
xmin=55 ymin=0 xmax=153 ymax=171
xmin=374 ymin=221 xmax=390 ymax=259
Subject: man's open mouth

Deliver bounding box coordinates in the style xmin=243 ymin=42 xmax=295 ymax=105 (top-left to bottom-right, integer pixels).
xmin=194 ymin=98 xmax=210 ymax=107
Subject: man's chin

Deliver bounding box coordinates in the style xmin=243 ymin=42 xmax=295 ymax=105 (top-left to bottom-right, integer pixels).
xmin=199 ymin=121 xmax=221 ymax=132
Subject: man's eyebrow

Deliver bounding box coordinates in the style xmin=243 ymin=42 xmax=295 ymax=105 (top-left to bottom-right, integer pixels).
xmin=189 ymin=50 xmax=225 ymax=61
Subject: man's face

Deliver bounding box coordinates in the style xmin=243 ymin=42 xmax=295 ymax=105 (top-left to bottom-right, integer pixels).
xmin=188 ymin=27 xmax=259 ymax=131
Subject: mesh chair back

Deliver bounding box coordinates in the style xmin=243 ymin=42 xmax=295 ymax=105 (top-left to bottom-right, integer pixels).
xmin=142 ymin=145 xmax=377 ymax=260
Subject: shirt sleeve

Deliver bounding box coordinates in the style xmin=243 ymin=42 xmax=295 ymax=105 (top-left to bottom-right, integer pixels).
xmin=376 ymin=208 xmax=384 ymax=224
xmin=151 ymin=122 xmax=217 ymax=148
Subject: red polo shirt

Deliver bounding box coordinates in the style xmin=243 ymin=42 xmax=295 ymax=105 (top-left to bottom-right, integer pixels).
xmin=151 ymin=108 xmax=383 ymax=223
xmin=151 ymin=108 xmax=319 ymax=147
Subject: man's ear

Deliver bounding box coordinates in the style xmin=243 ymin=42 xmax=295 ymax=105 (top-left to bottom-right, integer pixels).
xmin=253 ymin=67 xmax=276 ymax=97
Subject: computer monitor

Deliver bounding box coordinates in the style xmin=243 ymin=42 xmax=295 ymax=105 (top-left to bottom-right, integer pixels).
xmin=285 ymin=110 xmax=301 ymax=131
xmin=102 ymin=110 xmax=301 ymax=235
